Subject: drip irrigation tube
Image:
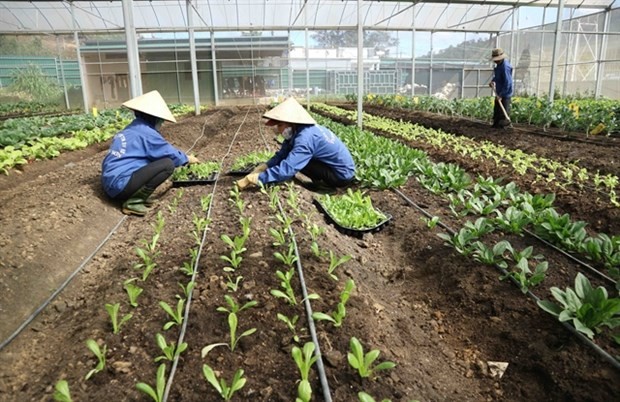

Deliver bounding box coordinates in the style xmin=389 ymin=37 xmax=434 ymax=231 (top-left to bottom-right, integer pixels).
xmin=523 ymin=228 xmax=617 ymax=285
xmin=0 ymin=216 xmax=127 ymax=352
xmin=393 ymin=188 xmax=620 ymax=371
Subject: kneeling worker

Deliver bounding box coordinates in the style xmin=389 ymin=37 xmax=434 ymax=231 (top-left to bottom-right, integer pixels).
xmin=101 ymin=90 xmax=199 ymax=216
xmin=237 ymin=97 xmax=355 ymax=190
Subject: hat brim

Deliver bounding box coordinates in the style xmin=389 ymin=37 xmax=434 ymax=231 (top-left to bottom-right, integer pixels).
xmin=491 ymin=54 xmax=507 ymax=61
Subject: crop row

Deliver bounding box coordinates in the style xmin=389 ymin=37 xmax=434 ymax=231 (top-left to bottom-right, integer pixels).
xmin=349 ymin=93 xmax=620 ymax=135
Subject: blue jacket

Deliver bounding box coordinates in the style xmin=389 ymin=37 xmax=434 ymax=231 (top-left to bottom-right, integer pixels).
xmin=492 ymin=59 xmax=513 ymax=98
xmin=259 ymin=124 xmax=355 ymax=184
xmin=101 ymin=118 xmax=188 ymax=198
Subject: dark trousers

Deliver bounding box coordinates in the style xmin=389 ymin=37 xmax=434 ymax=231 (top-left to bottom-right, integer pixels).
xmin=493 ymin=97 xmax=511 ymax=127
xmin=116 ymin=158 xmax=175 ymax=200
xmin=301 ymin=159 xmax=353 ymax=188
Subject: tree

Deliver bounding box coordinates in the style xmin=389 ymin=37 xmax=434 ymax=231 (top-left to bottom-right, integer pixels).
xmin=311 ymin=30 xmax=398 ymax=50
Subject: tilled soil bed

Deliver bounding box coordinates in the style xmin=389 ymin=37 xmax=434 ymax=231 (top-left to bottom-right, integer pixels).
xmin=0 ymin=104 xmax=618 ymax=402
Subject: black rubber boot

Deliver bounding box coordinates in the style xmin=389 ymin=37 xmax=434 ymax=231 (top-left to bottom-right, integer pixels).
xmin=122 ymin=186 xmax=154 ymax=216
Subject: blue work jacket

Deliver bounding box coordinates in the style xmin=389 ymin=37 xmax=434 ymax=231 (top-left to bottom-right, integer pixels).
xmin=492 ymin=59 xmax=514 ymax=98
xmin=259 ymin=124 xmax=355 ymax=184
xmin=101 ymin=118 xmax=188 ymax=198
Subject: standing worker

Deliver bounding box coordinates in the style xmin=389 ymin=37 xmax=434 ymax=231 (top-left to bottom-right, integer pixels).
xmin=489 ymin=48 xmax=513 ymax=129
xmin=101 ymin=90 xmax=199 ymax=216
xmin=236 ymin=97 xmax=355 ymax=190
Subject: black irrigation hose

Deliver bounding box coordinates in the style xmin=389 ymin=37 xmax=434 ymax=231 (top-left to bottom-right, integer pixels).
xmin=164 ymin=107 xmax=251 ymax=401
xmin=280 ymin=203 xmax=333 ymax=402
xmin=393 ymin=188 xmax=620 ymax=371
xmin=0 ymin=216 xmax=127 ymax=352
xmin=523 ymin=228 xmax=617 ymax=285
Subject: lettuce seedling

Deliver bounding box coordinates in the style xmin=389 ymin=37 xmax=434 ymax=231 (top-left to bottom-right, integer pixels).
xmin=216 ymin=295 xmax=257 ymax=351
xmin=277 ymin=313 xmax=300 ymax=343
xmin=123 ymin=279 xmax=143 ymax=308
xmin=84 ymin=339 xmax=107 ymax=380
xmin=154 ymin=333 xmax=187 ymax=362
xmin=501 ymin=257 xmax=548 ymax=294
xmin=105 ymin=303 xmax=132 ymax=334
xmin=274 ymin=243 xmax=298 ymax=268
xmin=347 ymin=337 xmax=396 ymax=379
xmin=136 ymin=363 xmax=166 ymax=402
xmin=292 ymin=342 xmax=317 ymax=402
xmin=179 ymin=281 xmax=195 ymax=298
xmin=159 ymin=298 xmax=185 ymax=330
xmin=312 ymin=279 xmax=355 ymax=327
xmin=327 ymin=251 xmax=352 ymax=281
xmin=271 ymin=268 xmax=298 ymax=305
xmin=202 ymin=365 xmax=246 ymax=401
xmin=357 ymin=392 xmax=391 ymax=402
xmin=537 ymin=272 xmax=620 ymax=339
xmin=53 ymin=380 xmax=72 ymax=402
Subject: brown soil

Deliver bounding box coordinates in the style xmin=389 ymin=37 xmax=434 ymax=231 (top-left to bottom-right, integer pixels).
xmin=0 ymin=104 xmax=618 ymax=402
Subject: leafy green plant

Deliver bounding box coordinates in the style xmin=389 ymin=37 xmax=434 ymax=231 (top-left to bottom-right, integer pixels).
xmin=347 ymin=337 xmax=396 ymax=379
xmin=277 ymin=313 xmax=300 ymax=343
xmin=230 ymin=150 xmax=272 ymax=171
xmin=84 ymin=339 xmax=107 ymax=380
xmin=274 ymin=243 xmax=299 ymax=268
xmin=292 ymin=342 xmax=318 ymax=402
xmin=123 ymin=279 xmax=143 ymax=308
xmin=269 ymin=226 xmax=288 ymax=247
xmin=327 ymin=251 xmax=352 ymax=281
xmin=501 ymin=257 xmax=548 ymax=294
xmin=472 ymin=240 xmax=512 ymax=269
xmin=172 ymin=161 xmax=220 ymax=181
xmin=154 ymin=333 xmax=188 ymax=362
xmin=220 ymin=234 xmax=248 ymax=272
xmin=180 ymin=248 xmax=199 ymax=276
xmin=202 ymin=365 xmax=246 ymax=401
xmin=179 ymin=280 xmax=195 ymax=298
xmin=312 ymin=279 xmax=355 ymax=327
xmin=53 ymin=380 xmax=73 ymax=402
xmin=159 ymin=298 xmax=185 ymax=330
xmin=168 ymin=188 xmax=184 ymax=213
xmin=105 ymin=303 xmax=132 ymax=334
xmin=537 ymin=272 xmax=620 ymax=339
xmin=225 ymin=274 xmax=243 ymax=292
xmin=437 ymin=228 xmax=479 ymax=257
xmin=202 ymin=295 xmax=257 ymax=354
xmin=318 ymin=189 xmax=388 ymax=230
xmin=136 ymin=363 xmax=166 ymax=402
xmin=271 ymin=268 xmax=298 ymax=305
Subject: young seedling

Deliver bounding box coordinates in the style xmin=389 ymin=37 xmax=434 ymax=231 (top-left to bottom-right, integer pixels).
xmin=84 ymin=339 xmax=107 ymax=380
xmin=217 ymin=295 xmax=257 ymax=351
xmin=260 ymin=184 xmax=281 ymax=212
xmin=191 ymin=214 xmax=210 ymax=246
xmin=327 ymin=251 xmax=352 ymax=281
xmin=105 ymin=303 xmax=132 ymax=334
xmin=200 ymin=194 xmax=213 ymax=212
xmin=134 ymin=245 xmax=158 ymax=281
xmin=286 ymin=182 xmax=302 ymax=217
xmin=357 ymin=392 xmax=392 ymax=402
xmin=274 ymin=243 xmax=298 ymax=268
xmin=225 ymin=274 xmax=243 ymax=292
xmin=168 ymin=188 xmax=184 ymax=213
xmin=220 ymin=234 xmax=247 ymax=272
xmin=136 ymin=363 xmax=166 ymax=402
xmin=154 ymin=333 xmax=188 ymax=362
xmin=501 ymin=257 xmax=548 ymax=294
xmin=123 ymin=278 xmax=143 ymax=308
xmin=312 ymin=279 xmax=355 ymax=327
xmin=304 ymin=218 xmax=325 ymax=258
xmin=239 ymin=216 xmax=252 ymax=240
xmin=179 ymin=280 xmax=195 ymax=298
xmin=229 ymin=185 xmax=246 ymax=214
xmin=292 ymin=342 xmax=317 ymax=402
xmin=53 ymin=380 xmax=73 ymax=402
xmin=269 ymin=226 xmax=288 ymax=247
xmin=277 ymin=313 xmax=300 ymax=343
xmin=202 ymin=365 xmax=246 ymax=401
xmin=271 ymin=268 xmax=298 ymax=305
xmin=159 ymin=298 xmax=185 ymax=330
xmin=180 ymin=248 xmax=199 ymax=276
xmin=347 ymin=337 xmax=396 ymax=379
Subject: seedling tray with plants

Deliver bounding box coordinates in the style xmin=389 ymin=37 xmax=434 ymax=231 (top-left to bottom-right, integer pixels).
xmin=172 ymin=161 xmax=221 ymax=187
xmin=226 ymin=150 xmax=273 ymax=176
xmin=314 ymin=189 xmax=392 ymax=238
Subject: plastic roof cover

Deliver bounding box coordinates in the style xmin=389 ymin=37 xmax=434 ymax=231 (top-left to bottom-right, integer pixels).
xmin=0 ymin=1 xmax=616 ymax=34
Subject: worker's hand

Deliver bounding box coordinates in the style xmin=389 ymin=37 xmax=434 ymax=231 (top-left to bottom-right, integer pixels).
xmin=251 ymin=163 xmax=268 ymax=174
xmin=236 ymin=173 xmax=261 ymax=190
xmin=489 ymin=82 xmax=495 ymax=88
xmin=187 ymin=154 xmax=200 ymax=164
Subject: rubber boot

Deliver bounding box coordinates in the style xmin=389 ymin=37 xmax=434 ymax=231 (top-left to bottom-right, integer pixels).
xmin=122 ymin=187 xmax=154 ymax=216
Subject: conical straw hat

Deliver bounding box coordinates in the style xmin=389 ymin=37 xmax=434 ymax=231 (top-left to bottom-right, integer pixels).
xmin=263 ymin=97 xmax=316 ymax=125
xmin=122 ymin=90 xmax=177 ymax=123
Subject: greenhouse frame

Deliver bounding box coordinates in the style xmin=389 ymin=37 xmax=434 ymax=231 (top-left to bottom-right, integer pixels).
xmin=1 ymin=0 xmax=618 ymax=111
